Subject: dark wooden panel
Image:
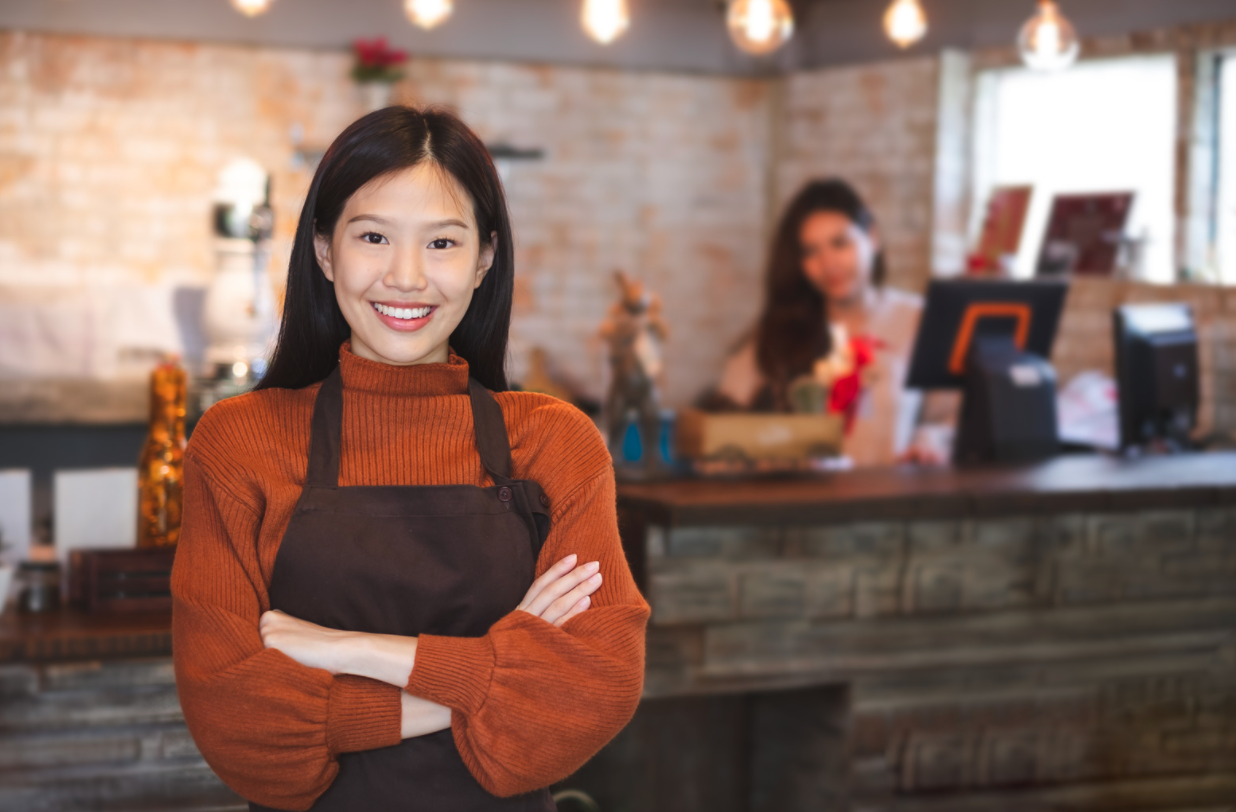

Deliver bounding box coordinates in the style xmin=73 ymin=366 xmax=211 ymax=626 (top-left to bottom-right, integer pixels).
xmin=0 ymin=607 xmax=172 ymax=664
xmin=617 ymin=453 xmax=1236 ymax=526
xmin=555 ymin=694 xmax=753 ymax=812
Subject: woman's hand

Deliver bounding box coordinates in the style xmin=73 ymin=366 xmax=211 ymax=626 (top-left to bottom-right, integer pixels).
xmin=259 ymin=610 xmax=357 ymax=674
xmin=260 ymin=610 xmax=420 ymax=689
xmin=516 ymin=553 xmax=602 ymax=627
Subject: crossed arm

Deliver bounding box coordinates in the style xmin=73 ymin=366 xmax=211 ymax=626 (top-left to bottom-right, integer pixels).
xmin=256 ymin=555 xmax=605 ymax=739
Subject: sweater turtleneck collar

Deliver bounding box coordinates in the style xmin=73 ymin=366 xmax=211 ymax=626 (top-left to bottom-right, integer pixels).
xmin=336 ymin=342 xmax=470 ymax=397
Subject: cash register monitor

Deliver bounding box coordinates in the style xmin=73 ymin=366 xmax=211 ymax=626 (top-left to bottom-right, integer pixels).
xmin=907 ymin=279 xmax=1068 ymax=465
xmin=1113 ymin=303 xmax=1199 ymax=452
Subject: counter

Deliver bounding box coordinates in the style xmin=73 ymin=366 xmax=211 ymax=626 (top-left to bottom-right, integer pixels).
xmin=612 ymin=452 xmax=1236 ymax=811
xmin=2 ymin=453 xmax=1233 ymax=811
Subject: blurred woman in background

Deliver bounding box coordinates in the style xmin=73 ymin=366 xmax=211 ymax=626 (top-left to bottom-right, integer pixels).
xmin=717 ymin=178 xmax=949 ymax=466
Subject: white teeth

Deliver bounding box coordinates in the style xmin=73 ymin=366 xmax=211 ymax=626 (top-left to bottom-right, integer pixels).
xmin=372 ymin=303 xmax=432 ymax=320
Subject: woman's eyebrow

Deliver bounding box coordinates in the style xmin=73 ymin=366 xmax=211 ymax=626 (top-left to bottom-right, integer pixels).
xmin=347 ymin=215 xmax=471 ymax=230
xmin=347 ymin=214 xmax=394 ymax=226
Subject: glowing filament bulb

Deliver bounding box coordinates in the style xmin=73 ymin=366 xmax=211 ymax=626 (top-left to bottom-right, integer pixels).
xmin=230 ymin=0 xmax=272 ymax=17
xmin=582 ymin=0 xmax=630 ymax=45
xmin=884 ymin=0 xmax=927 ymax=49
xmin=1018 ymin=0 xmax=1080 ymax=71
xmin=726 ymin=0 xmax=794 ymax=56
xmin=405 ymin=0 xmax=454 ymax=30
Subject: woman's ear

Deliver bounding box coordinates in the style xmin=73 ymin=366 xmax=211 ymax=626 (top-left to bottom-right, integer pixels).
xmin=474 ymin=231 xmax=497 ymax=289
xmin=314 ymin=231 xmax=335 ymax=283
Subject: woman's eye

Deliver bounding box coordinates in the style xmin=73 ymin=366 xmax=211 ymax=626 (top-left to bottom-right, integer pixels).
xmin=361 ymin=232 xmax=388 ymax=245
xmin=428 ymin=238 xmax=455 ymax=250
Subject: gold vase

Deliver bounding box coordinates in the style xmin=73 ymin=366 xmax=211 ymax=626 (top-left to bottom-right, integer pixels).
xmin=137 ymin=359 xmax=187 ymax=548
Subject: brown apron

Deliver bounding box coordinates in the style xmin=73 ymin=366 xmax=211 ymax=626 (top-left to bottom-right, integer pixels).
xmin=252 ymin=367 xmax=557 ymax=812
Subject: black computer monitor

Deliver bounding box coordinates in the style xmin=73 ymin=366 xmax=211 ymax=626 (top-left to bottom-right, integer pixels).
xmin=907 ymin=279 xmax=1069 ymax=465
xmin=907 ymin=279 xmax=1068 ymax=389
xmin=1113 ymin=303 xmax=1199 ymax=452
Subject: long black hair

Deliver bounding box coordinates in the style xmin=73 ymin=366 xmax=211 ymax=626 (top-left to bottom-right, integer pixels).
xmin=754 ymin=178 xmax=886 ymax=409
xmin=256 ymin=105 xmax=514 ymax=393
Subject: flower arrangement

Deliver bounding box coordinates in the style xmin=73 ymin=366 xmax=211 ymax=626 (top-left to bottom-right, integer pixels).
xmin=351 ymin=38 xmax=409 ymax=84
xmin=810 ymin=326 xmax=882 ymax=434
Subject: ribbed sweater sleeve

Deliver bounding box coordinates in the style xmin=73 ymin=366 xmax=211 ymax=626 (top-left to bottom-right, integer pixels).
xmin=172 ymin=450 xmax=402 ymax=811
xmin=407 ymin=462 xmax=650 ymax=797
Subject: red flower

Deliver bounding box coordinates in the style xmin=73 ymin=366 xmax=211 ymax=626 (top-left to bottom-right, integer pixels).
xmin=353 ymin=37 xmax=408 ymax=69
xmin=827 ymin=335 xmax=884 ymax=433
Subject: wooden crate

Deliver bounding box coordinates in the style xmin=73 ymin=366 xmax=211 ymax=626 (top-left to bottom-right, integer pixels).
xmin=69 ymin=548 xmax=176 ymax=614
xmin=676 ymin=409 xmax=843 ymax=461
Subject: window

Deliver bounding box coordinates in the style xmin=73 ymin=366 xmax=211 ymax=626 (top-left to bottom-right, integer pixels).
xmin=971 ymin=55 xmax=1178 ymax=282
xmin=1217 ymin=54 xmax=1236 ymax=284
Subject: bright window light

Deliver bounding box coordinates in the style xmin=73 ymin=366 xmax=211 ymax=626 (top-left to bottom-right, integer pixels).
xmin=970 ymin=55 xmax=1178 ymax=282
xmin=1217 ymin=55 xmax=1236 ymax=284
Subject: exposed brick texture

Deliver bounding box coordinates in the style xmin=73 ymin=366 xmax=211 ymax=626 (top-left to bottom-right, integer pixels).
xmin=775 ymin=57 xmax=941 ymax=294
xmin=641 ymin=508 xmax=1236 ymax=810
xmin=0 ymin=658 xmax=243 ymax=810
xmin=0 ymin=31 xmax=771 ymax=407
xmin=3 ymin=29 xmax=1236 ymax=425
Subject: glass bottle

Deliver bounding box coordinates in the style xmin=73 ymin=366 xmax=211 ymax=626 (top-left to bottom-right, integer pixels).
xmin=137 ymin=357 xmax=187 ymax=548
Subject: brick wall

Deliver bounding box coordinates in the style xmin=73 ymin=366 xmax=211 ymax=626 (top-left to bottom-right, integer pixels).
xmin=0 ymin=30 xmax=771 ymax=407
xmin=2 ymin=28 xmax=1235 ymax=423
xmin=775 ymin=57 xmax=941 ymax=294
xmin=393 ymin=61 xmax=772 ymax=404
xmin=639 ymin=507 xmax=1236 ymax=809
xmin=0 ymin=658 xmax=242 ymax=809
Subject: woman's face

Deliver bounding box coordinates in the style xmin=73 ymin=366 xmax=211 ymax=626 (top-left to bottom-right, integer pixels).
xmin=314 ymin=162 xmax=495 ymax=367
xmin=798 ymin=210 xmax=879 ymax=305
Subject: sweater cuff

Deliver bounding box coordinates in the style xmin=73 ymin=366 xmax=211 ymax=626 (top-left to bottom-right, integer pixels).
xmin=325 ymin=675 xmax=403 ymax=756
xmin=405 ymin=633 xmax=496 ymax=716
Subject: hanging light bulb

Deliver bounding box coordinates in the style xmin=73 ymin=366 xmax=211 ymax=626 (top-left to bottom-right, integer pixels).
xmin=1018 ymin=0 xmax=1079 ymax=71
xmin=582 ymin=0 xmax=630 ymax=45
xmin=883 ymin=0 xmax=927 ymax=49
xmin=230 ymin=0 xmax=273 ymax=17
xmin=726 ymin=0 xmax=794 ymax=57
xmin=405 ymin=0 xmax=454 ymax=30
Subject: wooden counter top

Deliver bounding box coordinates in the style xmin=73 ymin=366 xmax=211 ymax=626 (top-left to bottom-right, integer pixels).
xmin=617 ymin=451 xmax=1236 ymax=525
xmin=4 ymin=453 xmax=1232 ymax=666
xmin=0 ymin=606 xmax=172 ymax=664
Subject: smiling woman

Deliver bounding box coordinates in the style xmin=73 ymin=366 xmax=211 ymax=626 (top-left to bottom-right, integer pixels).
xmin=313 ymin=162 xmax=496 ymax=367
xmin=171 ymin=106 xmax=649 ymax=812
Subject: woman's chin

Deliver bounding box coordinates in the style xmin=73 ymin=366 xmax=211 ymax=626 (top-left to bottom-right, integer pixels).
xmin=352 ymin=333 xmax=446 ymax=367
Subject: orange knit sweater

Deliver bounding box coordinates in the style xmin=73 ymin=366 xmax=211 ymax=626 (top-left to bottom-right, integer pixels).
xmin=171 ymin=344 xmax=649 ymax=811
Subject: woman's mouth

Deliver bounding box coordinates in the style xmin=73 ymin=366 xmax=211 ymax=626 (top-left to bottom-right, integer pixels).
xmin=371 ymin=302 xmax=436 ymax=331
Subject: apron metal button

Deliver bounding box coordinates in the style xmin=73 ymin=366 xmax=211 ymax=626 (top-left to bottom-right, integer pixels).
xmin=539 ymin=493 xmax=550 ymax=508
xmin=498 ymin=486 xmax=513 ymax=502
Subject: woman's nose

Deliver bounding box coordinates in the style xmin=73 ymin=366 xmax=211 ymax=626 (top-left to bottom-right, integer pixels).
xmin=385 ymin=248 xmax=427 ymax=291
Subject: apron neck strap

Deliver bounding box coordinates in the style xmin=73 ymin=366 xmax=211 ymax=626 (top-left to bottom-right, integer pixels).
xmin=305 ymin=366 xmax=345 ymax=488
xmin=467 ymin=378 xmax=513 ymax=482
xmin=304 ymin=366 xmax=514 ymax=487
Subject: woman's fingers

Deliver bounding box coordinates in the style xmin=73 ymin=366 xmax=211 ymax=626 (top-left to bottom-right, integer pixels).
xmin=522 ymin=561 xmax=601 ymax=618
xmin=538 ymin=571 xmax=603 ymax=626
xmin=553 ymin=595 xmax=591 ymax=628
xmin=516 ymin=554 xmax=578 ymax=612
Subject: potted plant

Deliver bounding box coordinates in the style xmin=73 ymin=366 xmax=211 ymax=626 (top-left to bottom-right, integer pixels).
xmin=352 ymin=38 xmax=409 ymax=112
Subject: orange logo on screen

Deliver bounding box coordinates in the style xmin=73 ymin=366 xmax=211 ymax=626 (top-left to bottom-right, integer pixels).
xmin=948 ymin=303 xmax=1032 ymax=375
